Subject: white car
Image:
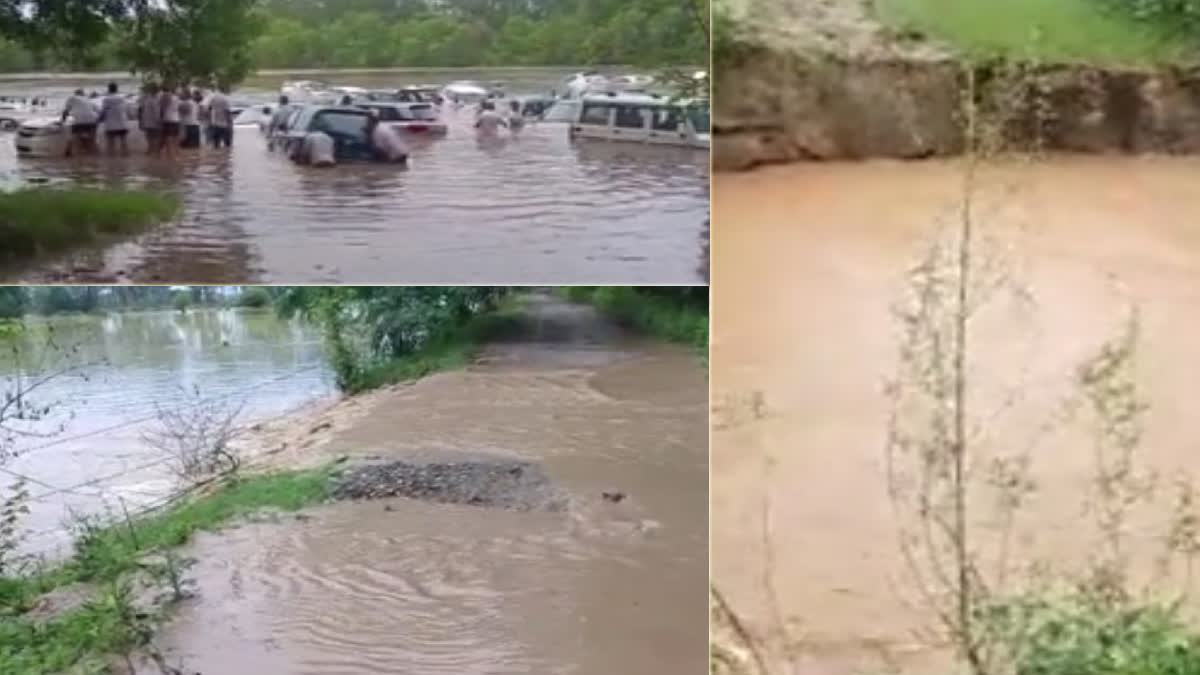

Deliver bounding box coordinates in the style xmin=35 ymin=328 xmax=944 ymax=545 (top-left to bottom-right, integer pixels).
xmin=441 ymin=81 xmax=488 ymax=104
xmin=15 ymin=115 xmax=148 ymax=157
xmin=568 ymin=92 xmax=710 ymax=149
xmin=355 ymin=102 xmax=448 ymax=136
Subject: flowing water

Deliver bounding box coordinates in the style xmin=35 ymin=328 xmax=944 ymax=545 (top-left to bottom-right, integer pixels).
xmin=0 ymin=69 xmax=710 ymax=284
xmin=138 ymin=293 xmax=709 ymax=674
xmin=711 ymin=157 xmax=1200 ymax=673
xmin=3 ymin=308 xmax=334 ymax=557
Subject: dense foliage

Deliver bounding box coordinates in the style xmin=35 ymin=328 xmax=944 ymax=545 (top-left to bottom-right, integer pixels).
xmin=277 ymin=287 xmax=513 ymax=392
xmin=563 ymin=286 xmax=708 ymax=353
xmin=1097 ymin=0 xmax=1200 ymax=36
xmin=0 ymin=0 xmax=704 ymax=73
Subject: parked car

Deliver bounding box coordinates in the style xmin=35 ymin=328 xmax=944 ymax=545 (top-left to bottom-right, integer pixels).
xmin=568 ymin=92 xmax=709 ymax=149
xmin=270 ymin=104 xmax=406 ymax=164
xmin=441 ymin=81 xmax=488 ymax=104
xmin=354 ymin=102 xmax=447 ymax=136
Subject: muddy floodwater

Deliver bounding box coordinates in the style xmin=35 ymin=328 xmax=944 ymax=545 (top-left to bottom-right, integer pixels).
xmin=5 ymin=308 xmax=334 ymax=557
xmin=0 ymin=69 xmax=709 ymax=284
xmin=140 ymin=294 xmax=708 ymax=674
xmin=712 ymin=157 xmax=1200 ymax=673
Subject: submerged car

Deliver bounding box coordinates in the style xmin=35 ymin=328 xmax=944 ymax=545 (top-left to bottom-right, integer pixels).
xmin=441 ymin=80 xmax=488 ymax=104
xmin=16 ymin=114 xmax=148 ymax=157
xmin=271 ymin=104 xmax=407 ymax=165
xmin=568 ymin=92 xmax=709 ymax=149
xmin=355 ymin=102 xmax=447 ymax=136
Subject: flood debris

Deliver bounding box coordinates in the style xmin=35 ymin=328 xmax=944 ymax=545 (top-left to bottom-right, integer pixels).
xmin=331 ymin=459 xmax=569 ymax=512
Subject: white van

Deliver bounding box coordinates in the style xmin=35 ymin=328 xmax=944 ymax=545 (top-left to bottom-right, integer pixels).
xmin=568 ymin=92 xmax=709 ymax=149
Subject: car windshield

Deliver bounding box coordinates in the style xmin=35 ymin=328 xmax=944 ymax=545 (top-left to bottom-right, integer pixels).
xmin=687 ymin=105 xmax=710 ymax=134
xmin=312 ymin=111 xmax=368 ymax=141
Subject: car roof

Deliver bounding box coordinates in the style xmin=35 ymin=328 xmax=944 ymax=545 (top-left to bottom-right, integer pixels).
xmin=581 ymin=92 xmax=699 ymax=106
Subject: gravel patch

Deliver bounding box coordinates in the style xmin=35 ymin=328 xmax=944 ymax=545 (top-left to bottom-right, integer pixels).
xmin=331 ymin=459 xmax=569 ymax=512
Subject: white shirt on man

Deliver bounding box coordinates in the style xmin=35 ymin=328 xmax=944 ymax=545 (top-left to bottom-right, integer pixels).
xmin=208 ymin=93 xmax=232 ymax=128
xmin=99 ymin=95 xmax=126 ymax=131
xmin=371 ymin=122 xmax=408 ymax=161
xmin=63 ymin=95 xmax=98 ymax=124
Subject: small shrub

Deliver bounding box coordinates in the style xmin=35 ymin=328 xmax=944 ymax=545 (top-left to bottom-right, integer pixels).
xmin=237 ymin=287 xmax=271 ymax=309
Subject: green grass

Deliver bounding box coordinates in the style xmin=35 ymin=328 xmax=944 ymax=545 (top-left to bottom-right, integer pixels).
xmin=873 ymin=0 xmax=1194 ymax=65
xmin=0 ymin=188 xmax=181 ymax=263
xmin=562 ymin=287 xmax=709 ymax=355
xmin=0 ymin=468 xmax=334 ymax=674
xmin=343 ymin=297 xmax=527 ymax=394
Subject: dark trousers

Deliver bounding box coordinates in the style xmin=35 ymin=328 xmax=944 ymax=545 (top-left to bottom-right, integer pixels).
xmin=181 ymin=124 xmax=201 ymax=148
xmin=209 ymin=126 xmax=232 ymax=148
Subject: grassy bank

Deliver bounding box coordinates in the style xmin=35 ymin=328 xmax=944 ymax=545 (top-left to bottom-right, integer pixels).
xmin=873 ymin=0 xmax=1192 ymax=65
xmin=562 ymin=287 xmax=708 ymax=354
xmin=342 ymin=296 xmax=526 ymax=394
xmin=0 ymin=468 xmax=334 ymax=674
xmin=0 ymin=188 xmax=181 ymax=264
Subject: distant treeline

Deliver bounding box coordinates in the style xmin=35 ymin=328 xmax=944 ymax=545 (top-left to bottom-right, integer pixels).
xmin=0 ymin=0 xmax=705 ymax=73
xmin=0 ymin=287 xmax=279 ymax=318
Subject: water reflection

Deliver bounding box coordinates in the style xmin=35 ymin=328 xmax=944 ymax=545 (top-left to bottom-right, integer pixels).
xmin=0 ymin=69 xmax=709 ymax=284
xmin=3 ymin=308 xmax=333 ymax=556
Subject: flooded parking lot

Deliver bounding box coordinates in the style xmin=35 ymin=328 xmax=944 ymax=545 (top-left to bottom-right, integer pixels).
xmin=0 ymin=69 xmax=709 ymax=284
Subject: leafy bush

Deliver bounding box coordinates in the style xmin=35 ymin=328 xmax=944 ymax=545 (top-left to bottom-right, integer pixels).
xmin=981 ymin=591 xmax=1200 ymax=675
xmin=237 ymin=287 xmax=271 ymax=309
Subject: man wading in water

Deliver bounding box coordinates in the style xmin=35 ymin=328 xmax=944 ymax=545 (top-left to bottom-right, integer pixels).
xmin=207 ymin=85 xmax=233 ymax=149
xmin=61 ymin=88 xmax=99 ymax=157
xmin=98 ymin=82 xmax=129 ymax=156
xmin=138 ymin=83 xmax=162 ymax=156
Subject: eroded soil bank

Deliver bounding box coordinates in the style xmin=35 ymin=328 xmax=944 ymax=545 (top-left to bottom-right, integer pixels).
xmin=136 ymin=293 xmax=709 ymax=675
xmin=714 ymin=0 xmax=1200 ymax=168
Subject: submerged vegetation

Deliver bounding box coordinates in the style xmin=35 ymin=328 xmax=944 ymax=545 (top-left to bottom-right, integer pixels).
xmin=0 ymin=188 xmax=181 ymax=266
xmin=0 ymin=468 xmax=335 ymax=674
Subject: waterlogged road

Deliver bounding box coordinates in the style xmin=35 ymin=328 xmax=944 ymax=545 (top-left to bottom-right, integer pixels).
xmin=0 ymin=70 xmax=710 ymax=284
xmin=712 ymin=157 xmax=1200 ymax=674
xmin=143 ymin=294 xmax=709 ymax=675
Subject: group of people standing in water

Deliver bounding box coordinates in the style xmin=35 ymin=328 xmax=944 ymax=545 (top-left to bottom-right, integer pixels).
xmin=61 ymin=81 xmax=236 ymax=158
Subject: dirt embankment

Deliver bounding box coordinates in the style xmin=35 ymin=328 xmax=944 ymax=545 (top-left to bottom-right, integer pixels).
xmin=715 ymin=0 xmax=1200 ymax=169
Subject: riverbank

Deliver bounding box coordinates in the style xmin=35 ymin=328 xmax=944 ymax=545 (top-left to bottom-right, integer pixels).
xmin=0 ymin=188 xmax=180 ymax=266
xmin=1 ymin=290 xmax=710 ymax=673
xmin=713 ymin=0 xmax=1200 ymax=169
xmin=561 ymin=287 xmax=709 ymax=355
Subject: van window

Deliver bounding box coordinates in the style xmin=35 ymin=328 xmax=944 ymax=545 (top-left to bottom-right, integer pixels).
xmin=579 ymin=103 xmax=611 ymax=125
xmin=651 ymin=107 xmax=682 ymax=131
xmin=614 ymin=105 xmax=646 ymax=129
xmin=312 ymin=111 xmax=369 ymax=141
xmin=687 ymin=105 xmax=710 ymax=134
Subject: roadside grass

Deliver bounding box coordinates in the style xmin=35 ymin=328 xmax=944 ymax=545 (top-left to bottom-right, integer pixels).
xmin=0 ymin=467 xmax=335 ymax=674
xmin=344 ymin=295 xmax=527 ymax=394
xmin=0 ymin=188 xmax=181 ymax=264
xmin=561 ymin=287 xmax=709 ymax=356
xmin=872 ymin=0 xmax=1194 ymax=65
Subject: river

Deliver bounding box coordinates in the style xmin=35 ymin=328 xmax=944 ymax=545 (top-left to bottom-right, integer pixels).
xmin=3 ymin=308 xmax=335 ymax=557
xmin=0 ymin=69 xmax=709 ymax=284
xmin=711 ymin=157 xmax=1200 ymax=674
xmin=125 ymin=292 xmax=708 ymax=674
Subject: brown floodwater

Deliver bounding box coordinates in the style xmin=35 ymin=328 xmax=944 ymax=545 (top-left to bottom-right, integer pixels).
xmin=711 ymin=157 xmax=1200 ymax=673
xmin=0 ymin=70 xmax=709 ymax=284
xmin=144 ymin=293 xmax=709 ymax=674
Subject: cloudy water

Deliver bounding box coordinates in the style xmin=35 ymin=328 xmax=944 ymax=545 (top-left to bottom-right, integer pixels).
xmin=3 ymin=308 xmax=334 ymax=557
xmin=712 ymin=156 xmax=1200 ymax=673
xmin=0 ymin=69 xmax=709 ymax=284
xmin=143 ymin=293 xmax=709 ymax=675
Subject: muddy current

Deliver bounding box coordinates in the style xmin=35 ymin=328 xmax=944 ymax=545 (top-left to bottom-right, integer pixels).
xmin=144 ymin=295 xmax=709 ymax=674
xmin=711 ymin=158 xmax=1200 ymax=673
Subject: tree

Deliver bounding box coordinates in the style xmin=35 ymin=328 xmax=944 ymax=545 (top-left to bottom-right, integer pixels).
xmin=116 ymin=0 xmax=264 ymax=87
xmin=0 ymin=288 xmax=25 ymax=319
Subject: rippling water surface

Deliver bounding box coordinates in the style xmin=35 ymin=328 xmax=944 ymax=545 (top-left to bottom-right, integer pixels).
xmin=4 ymin=308 xmax=334 ymax=556
xmin=0 ymin=69 xmax=710 ymax=283
xmin=146 ymin=294 xmax=709 ymax=675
